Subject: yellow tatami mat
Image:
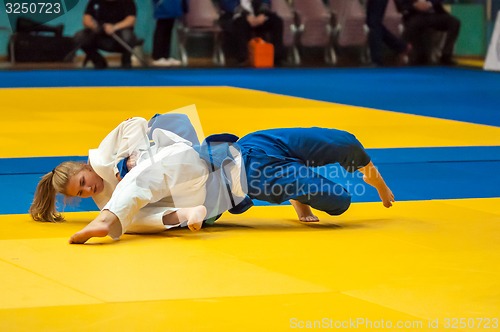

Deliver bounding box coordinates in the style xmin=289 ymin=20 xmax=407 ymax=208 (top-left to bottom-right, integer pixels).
xmin=0 ymin=199 xmax=499 ymax=331
xmin=0 ymin=87 xmax=499 ymax=157
xmin=1 ymin=86 xmax=499 ymax=331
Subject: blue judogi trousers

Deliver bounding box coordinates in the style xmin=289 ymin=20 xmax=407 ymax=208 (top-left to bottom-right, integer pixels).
xmin=238 ymin=128 xmax=371 ymax=216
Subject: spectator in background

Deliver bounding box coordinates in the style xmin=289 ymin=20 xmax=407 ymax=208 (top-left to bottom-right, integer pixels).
xmin=151 ymin=0 xmax=188 ymax=67
xmin=75 ymin=0 xmax=139 ymax=69
xmin=366 ymin=0 xmax=411 ymax=66
xmin=219 ymin=0 xmax=285 ymax=66
xmin=395 ymin=0 xmax=460 ymax=65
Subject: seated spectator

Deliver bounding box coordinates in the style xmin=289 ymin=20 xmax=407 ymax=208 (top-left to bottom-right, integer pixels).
xmin=366 ymin=0 xmax=411 ymax=66
xmin=151 ymin=0 xmax=188 ymax=67
xmin=395 ymin=0 xmax=460 ymax=65
xmin=219 ymin=0 xmax=286 ymax=66
xmin=74 ymin=0 xmax=139 ymax=69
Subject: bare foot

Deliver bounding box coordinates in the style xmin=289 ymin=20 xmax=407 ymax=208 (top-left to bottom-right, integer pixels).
xmin=363 ymin=175 xmax=395 ymax=208
xmin=69 ymin=221 xmax=110 ymax=244
xmin=185 ymin=205 xmax=207 ymax=232
xmin=290 ymin=200 xmax=319 ymax=222
xmin=68 ymin=211 xmax=121 ymax=244
xmin=358 ymin=162 xmax=395 ymax=208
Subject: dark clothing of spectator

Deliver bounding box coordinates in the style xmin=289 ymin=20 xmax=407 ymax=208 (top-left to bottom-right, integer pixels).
xmin=151 ymin=0 xmax=187 ymax=64
xmin=366 ymin=0 xmax=408 ymax=66
xmin=85 ymin=0 xmax=136 ymax=24
xmin=395 ymin=0 xmax=460 ymax=65
xmin=219 ymin=0 xmax=285 ymax=65
xmin=75 ymin=0 xmax=138 ymax=69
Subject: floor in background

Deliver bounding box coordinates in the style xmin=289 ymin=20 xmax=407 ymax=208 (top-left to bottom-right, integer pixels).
xmin=0 ymin=67 xmax=498 ymax=331
xmin=456 ymin=57 xmax=484 ymax=68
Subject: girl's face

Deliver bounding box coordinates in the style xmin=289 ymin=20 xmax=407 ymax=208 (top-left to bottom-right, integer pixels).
xmin=65 ymin=167 xmax=104 ymax=198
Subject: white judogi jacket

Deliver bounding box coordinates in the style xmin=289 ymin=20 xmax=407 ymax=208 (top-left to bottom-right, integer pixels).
xmin=89 ymin=117 xmax=149 ymax=210
xmin=88 ymin=117 xmax=209 ymax=239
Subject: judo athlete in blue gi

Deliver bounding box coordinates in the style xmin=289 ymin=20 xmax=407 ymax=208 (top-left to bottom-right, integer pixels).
xmin=238 ymin=127 xmax=394 ymax=222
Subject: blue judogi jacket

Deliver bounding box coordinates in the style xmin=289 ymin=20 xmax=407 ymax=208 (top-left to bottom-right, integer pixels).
xmin=196 ymin=133 xmax=253 ymax=224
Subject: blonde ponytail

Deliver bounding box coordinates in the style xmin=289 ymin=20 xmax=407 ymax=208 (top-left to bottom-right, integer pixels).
xmin=29 ymin=161 xmax=87 ymax=222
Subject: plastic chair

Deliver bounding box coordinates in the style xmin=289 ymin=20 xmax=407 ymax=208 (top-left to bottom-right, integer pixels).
xmin=177 ymin=0 xmax=225 ymax=66
xmin=9 ymin=18 xmax=76 ymax=64
xmin=329 ymin=0 xmax=369 ymax=63
xmin=271 ymin=0 xmax=301 ymax=64
xmin=292 ymin=0 xmax=336 ymax=64
xmin=383 ymin=0 xmax=403 ymax=37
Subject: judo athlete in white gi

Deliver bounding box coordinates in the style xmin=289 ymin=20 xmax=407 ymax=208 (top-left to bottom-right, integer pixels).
xmin=30 ymin=113 xmax=247 ymax=244
xmin=72 ymin=124 xmax=211 ymax=243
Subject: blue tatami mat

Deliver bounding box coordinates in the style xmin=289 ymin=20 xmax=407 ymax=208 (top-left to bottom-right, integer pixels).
xmin=2 ymin=146 xmax=499 ymax=215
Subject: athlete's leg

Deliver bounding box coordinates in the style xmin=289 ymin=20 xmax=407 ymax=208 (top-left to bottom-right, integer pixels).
xmin=358 ymin=161 xmax=394 ymax=207
xmin=69 ymin=210 xmax=117 ymax=244
xmin=290 ymin=199 xmax=319 ymax=222
xmin=239 ymin=127 xmax=371 ymax=171
xmin=162 ymin=206 xmax=207 ymax=232
xmin=69 ymin=205 xmax=208 ymax=244
xmin=245 ymin=157 xmax=352 ymax=219
xmin=240 ymin=128 xmax=393 ymax=208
